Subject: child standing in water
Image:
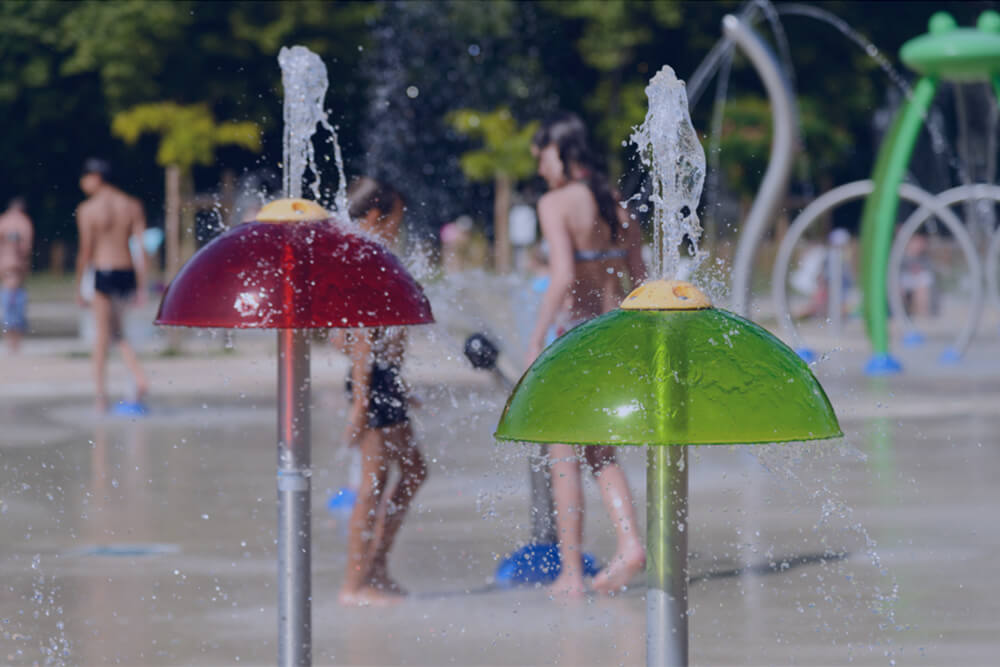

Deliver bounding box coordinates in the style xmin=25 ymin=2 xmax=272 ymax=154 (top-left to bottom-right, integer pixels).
xmin=528 ymin=113 xmax=647 ymax=597
xmin=338 ymin=177 xmax=427 ymax=606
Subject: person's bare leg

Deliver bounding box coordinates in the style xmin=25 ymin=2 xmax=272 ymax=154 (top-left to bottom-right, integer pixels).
xmin=91 ymin=294 xmax=112 ymax=413
xmin=914 ymin=285 xmax=931 ymax=319
xmin=548 ymin=443 xmax=587 ymax=598
xmin=586 ymin=446 xmax=645 ymax=594
xmin=368 ymin=422 xmax=426 ymax=593
xmin=118 ymin=340 xmax=148 ymax=400
xmin=339 ymin=430 xmax=401 ymax=606
xmin=5 ymin=331 xmax=22 ymax=354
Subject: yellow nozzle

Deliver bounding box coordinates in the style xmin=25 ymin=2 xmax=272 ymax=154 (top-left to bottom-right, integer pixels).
xmin=621 ymin=279 xmax=712 ymax=310
xmin=254 ymin=198 xmax=330 ymax=223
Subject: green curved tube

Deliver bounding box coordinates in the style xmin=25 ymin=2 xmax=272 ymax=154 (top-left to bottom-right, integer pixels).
xmin=860 ymin=76 xmax=938 ymax=356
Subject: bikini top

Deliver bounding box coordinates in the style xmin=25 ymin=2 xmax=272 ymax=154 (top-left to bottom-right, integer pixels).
xmin=574 ymin=247 xmax=627 ymax=262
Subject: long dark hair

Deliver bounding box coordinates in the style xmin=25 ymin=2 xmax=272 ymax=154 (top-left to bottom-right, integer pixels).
xmin=347 ymin=176 xmax=402 ymax=219
xmin=532 ymin=112 xmax=620 ymax=242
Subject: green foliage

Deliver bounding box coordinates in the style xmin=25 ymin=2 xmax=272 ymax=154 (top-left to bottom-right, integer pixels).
xmin=543 ymin=0 xmax=682 ymax=165
xmin=112 ymin=102 xmax=261 ymax=168
xmin=544 ymin=0 xmax=680 ymax=72
xmin=712 ymin=95 xmax=852 ymax=198
xmin=0 ymin=0 xmax=987 ymax=264
xmin=226 ymin=2 xmax=379 ymax=59
xmin=586 ymin=78 xmax=649 ymax=163
xmin=57 ymin=0 xmax=191 ymax=111
xmin=447 ymin=108 xmax=538 ymax=183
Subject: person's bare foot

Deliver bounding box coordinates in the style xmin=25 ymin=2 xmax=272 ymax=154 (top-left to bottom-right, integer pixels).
xmin=338 ymin=585 xmax=405 ymax=607
xmin=592 ymin=542 xmax=645 ymax=594
xmin=368 ymin=567 xmax=406 ymax=595
xmin=548 ymin=572 xmax=587 ymax=600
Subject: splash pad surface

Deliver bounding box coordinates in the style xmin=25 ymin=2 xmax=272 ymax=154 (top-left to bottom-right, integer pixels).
xmin=1 ymin=344 xmax=999 ymax=665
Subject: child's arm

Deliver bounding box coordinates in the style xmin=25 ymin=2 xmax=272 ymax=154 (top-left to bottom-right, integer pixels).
xmin=344 ymin=329 xmax=373 ymax=446
xmin=329 ymin=329 xmax=348 ymax=354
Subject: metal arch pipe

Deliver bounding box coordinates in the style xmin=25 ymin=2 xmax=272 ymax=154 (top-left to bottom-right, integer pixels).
xmin=772 ymin=180 xmax=875 ymax=352
xmin=988 ymin=225 xmax=1000 ymax=315
xmin=723 ymin=14 xmax=799 ymax=317
xmin=772 ymin=181 xmax=969 ymax=357
xmin=887 ymin=184 xmax=991 ymax=358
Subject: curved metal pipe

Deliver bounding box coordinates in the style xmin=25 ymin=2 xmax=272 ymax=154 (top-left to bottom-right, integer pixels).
xmin=987 ymin=225 xmax=1000 ymax=316
xmin=772 ymin=180 xmax=974 ymax=362
xmin=723 ymin=14 xmax=799 ymax=317
xmin=772 ymin=180 xmax=876 ymax=351
xmin=887 ymin=184 xmax=990 ymax=358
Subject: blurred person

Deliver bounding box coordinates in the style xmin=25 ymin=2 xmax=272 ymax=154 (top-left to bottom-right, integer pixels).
xmin=0 ymin=197 xmax=33 ymax=353
xmin=528 ymin=112 xmax=646 ymax=597
xmin=74 ymin=158 xmax=149 ymax=413
xmin=900 ymin=232 xmax=934 ymax=318
xmin=794 ymin=229 xmax=853 ymax=320
xmin=336 ymin=177 xmax=427 ymax=606
xmin=439 ymin=215 xmax=472 ymax=274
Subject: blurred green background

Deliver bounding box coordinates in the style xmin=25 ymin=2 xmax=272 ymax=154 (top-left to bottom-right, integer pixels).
xmin=1 ymin=0 xmax=992 ymax=270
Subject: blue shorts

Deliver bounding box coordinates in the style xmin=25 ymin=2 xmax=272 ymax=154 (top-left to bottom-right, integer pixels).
xmin=1 ymin=287 xmax=27 ymax=333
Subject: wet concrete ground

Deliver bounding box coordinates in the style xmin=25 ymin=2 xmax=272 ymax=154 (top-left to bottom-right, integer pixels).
xmin=2 ymin=320 xmax=1000 ymax=666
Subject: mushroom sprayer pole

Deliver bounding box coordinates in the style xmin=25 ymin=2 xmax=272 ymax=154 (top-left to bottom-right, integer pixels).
xmin=494 ymin=279 xmax=841 ymax=667
xmin=277 ymin=94 xmax=314 ymax=661
xmin=645 ymin=293 xmax=690 ymax=667
xmin=647 ymin=445 xmax=688 ymax=666
xmin=277 ymin=327 xmax=312 ymax=666
xmin=153 ymin=192 xmax=434 ymax=667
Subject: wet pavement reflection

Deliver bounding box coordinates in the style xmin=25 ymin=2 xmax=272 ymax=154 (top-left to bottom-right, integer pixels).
xmin=2 ymin=370 xmax=999 ymax=665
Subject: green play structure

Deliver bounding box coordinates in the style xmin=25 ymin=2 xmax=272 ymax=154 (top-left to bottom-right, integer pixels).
xmin=860 ymin=10 xmax=1000 ymax=374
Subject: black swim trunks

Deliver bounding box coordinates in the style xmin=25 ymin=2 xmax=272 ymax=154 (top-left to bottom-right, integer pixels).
xmin=345 ymin=362 xmax=408 ymax=429
xmin=94 ymin=269 xmax=137 ymax=299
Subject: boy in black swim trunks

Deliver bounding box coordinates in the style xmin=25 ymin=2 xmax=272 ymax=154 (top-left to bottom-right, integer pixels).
xmin=336 ymin=177 xmax=427 ymax=606
xmin=75 ymin=158 xmax=149 ymax=412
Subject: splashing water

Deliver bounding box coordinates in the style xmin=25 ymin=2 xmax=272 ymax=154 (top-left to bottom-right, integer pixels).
xmin=278 ymin=46 xmax=348 ymax=213
xmin=630 ymin=66 xmax=707 ymax=280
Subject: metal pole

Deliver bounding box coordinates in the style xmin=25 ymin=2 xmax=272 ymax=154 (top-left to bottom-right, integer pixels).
xmin=858 ymin=75 xmax=938 ymax=366
xmin=488 ymin=364 xmax=555 ymax=544
xmin=647 ymin=445 xmax=689 ymax=667
xmin=529 ymin=445 xmax=557 ymax=543
xmin=828 ymin=240 xmax=844 ymax=336
xmin=724 ymin=14 xmax=799 ymax=317
xmin=886 ymin=184 xmax=989 ymax=360
xmin=277 ymin=329 xmax=311 ymax=667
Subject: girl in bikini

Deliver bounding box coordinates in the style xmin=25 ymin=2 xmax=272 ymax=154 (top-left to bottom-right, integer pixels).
xmin=527 ymin=112 xmax=647 ymax=597
xmin=336 ymin=177 xmax=428 ymax=606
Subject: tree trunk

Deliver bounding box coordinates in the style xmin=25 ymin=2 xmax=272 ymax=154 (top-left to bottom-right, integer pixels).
xmin=221 ymin=169 xmax=236 ymax=227
xmin=494 ymin=173 xmax=512 ymax=274
xmin=165 ymin=165 xmax=181 ymax=282
xmin=164 ymin=165 xmax=183 ymax=352
xmin=179 ymin=169 xmax=197 ymax=265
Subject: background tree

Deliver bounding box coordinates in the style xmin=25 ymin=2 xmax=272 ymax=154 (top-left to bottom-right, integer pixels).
xmin=448 ymin=108 xmax=539 ymax=273
xmin=112 ymin=103 xmax=261 ymax=279
xmin=542 ymin=0 xmax=682 ymax=176
xmin=0 ymin=0 xmax=991 ymax=274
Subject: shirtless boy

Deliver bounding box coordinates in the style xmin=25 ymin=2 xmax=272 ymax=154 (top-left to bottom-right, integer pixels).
xmin=0 ymin=197 xmax=33 ymax=354
xmin=74 ymin=159 xmax=149 ymax=412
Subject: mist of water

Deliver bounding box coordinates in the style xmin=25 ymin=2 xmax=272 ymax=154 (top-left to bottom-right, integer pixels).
xmin=630 ymin=66 xmax=707 ymax=281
